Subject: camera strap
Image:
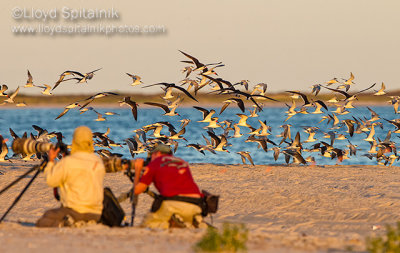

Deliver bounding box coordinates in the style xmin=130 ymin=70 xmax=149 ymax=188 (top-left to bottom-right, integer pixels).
xmin=149 ymin=192 xmax=203 ymax=213
xmin=163 ymin=195 xmax=203 ymax=207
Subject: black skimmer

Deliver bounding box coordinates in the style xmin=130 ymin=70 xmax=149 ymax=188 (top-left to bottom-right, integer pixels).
xmin=3 ymin=86 xmax=20 ymax=104
xmin=193 ymin=106 xmax=215 ymax=123
xmin=119 ymin=96 xmax=138 ymax=121
xmin=219 ymin=98 xmax=245 ymax=114
xmin=61 ymin=68 xmax=102 ymax=84
xmin=126 ymin=73 xmax=142 ymax=86
xmin=143 ymin=82 xmax=198 ymax=102
xmin=24 ymin=70 xmax=34 ymax=88
xmin=179 ymin=50 xmax=222 ymax=73
xmin=236 ymin=151 xmax=254 ymax=166
xmin=144 ymin=101 xmax=180 ymax=117
xmin=323 ymin=83 xmax=376 ymax=101
xmin=0 ymin=85 xmax=9 ymax=97
xmin=0 ymin=135 xmax=9 ymax=162
xmin=374 ymin=82 xmax=386 ymax=96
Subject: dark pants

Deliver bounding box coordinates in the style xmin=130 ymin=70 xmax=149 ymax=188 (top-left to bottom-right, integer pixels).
xmin=36 ymin=207 xmax=101 ymax=227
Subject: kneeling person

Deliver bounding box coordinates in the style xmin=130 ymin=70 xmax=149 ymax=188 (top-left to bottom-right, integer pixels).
xmin=134 ymin=144 xmax=206 ymax=228
xmin=36 ymin=126 xmax=105 ymax=227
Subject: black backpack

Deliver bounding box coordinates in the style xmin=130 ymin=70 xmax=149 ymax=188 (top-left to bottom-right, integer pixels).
xmin=201 ymin=190 xmax=219 ymax=217
xmin=100 ymin=187 xmax=125 ymax=227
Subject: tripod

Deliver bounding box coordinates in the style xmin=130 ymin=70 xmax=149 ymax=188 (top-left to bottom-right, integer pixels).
xmin=124 ymin=168 xmax=138 ymax=226
xmin=0 ymin=159 xmax=48 ymax=223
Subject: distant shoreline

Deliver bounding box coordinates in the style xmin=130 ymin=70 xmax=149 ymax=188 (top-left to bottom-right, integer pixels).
xmin=0 ymin=101 xmax=392 ymax=109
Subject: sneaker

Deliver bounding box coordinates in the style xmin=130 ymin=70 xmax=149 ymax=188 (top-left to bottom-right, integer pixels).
xmin=192 ymin=215 xmax=208 ymax=229
xmin=169 ymin=214 xmax=186 ymax=228
xmin=60 ymin=214 xmax=75 ymax=227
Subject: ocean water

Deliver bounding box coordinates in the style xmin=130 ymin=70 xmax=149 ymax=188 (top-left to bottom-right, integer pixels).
xmin=0 ymin=106 xmax=397 ymax=166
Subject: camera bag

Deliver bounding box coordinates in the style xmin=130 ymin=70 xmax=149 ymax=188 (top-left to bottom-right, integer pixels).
xmin=100 ymin=187 xmax=125 ymax=227
xmin=201 ymin=190 xmax=219 ymax=217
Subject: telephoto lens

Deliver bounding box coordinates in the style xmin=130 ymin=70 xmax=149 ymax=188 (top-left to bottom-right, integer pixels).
xmin=12 ymin=138 xmax=53 ymax=155
xmin=103 ymin=156 xmax=133 ymax=173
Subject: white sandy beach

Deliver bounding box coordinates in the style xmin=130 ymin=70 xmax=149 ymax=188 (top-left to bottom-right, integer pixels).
xmin=1 ymin=161 xmax=399 ymax=252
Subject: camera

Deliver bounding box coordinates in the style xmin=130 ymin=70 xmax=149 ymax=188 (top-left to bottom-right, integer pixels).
xmin=12 ymin=138 xmax=69 ymax=155
xmin=102 ymin=156 xmax=151 ymax=183
xmin=102 ymin=156 xmax=134 ymax=173
xmin=102 ymin=156 xmax=151 ymax=173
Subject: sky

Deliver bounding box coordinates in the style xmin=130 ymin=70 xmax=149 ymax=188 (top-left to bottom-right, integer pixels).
xmin=1 ymin=0 xmax=400 ymax=95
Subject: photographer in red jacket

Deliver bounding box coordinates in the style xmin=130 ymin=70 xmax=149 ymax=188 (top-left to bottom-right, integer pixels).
xmin=133 ymin=144 xmax=207 ymax=228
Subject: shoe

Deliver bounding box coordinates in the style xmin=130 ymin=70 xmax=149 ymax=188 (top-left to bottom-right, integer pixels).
xmin=192 ymin=215 xmax=208 ymax=229
xmin=60 ymin=214 xmax=75 ymax=227
xmin=169 ymin=214 xmax=186 ymax=228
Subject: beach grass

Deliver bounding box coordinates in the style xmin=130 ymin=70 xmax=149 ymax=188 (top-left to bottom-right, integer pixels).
xmin=194 ymin=223 xmax=248 ymax=253
xmin=367 ymin=221 xmax=400 ymax=253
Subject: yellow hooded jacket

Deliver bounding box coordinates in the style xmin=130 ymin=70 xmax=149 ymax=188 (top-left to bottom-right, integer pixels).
xmin=44 ymin=126 xmax=105 ymax=214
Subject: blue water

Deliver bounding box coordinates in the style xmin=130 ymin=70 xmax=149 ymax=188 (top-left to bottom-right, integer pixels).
xmin=0 ymin=106 xmax=397 ymax=166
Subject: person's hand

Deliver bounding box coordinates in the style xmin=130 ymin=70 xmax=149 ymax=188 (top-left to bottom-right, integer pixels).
xmin=48 ymin=147 xmax=60 ymax=162
xmin=133 ymin=158 xmax=145 ymax=187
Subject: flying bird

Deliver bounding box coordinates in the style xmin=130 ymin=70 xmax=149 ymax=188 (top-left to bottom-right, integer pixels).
xmin=374 ymin=82 xmax=386 ymax=96
xmin=61 ymin=68 xmax=102 ymax=84
xmin=144 ymin=101 xmax=180 ymax=116
xmin=0 ymin=85 xmax=9 ymax=97
xmin=24 ymin=70 xmax=34 ymax=88
xmin=143 ymin=82 xmax=198 ymax=102
xmin=119 ymin=96 xmax=138 ymax=121
xmin=3 ymin=86 xmax=20 ymax=104
xmin=323 ymin=83 xmax=376 ymax=101
xmin=179 ymin=50 xmax=222 ymax=73
xmin=219 ymin=98 xmax=245 ymax=114
xmin=236 ymin=151 xmax=255 ymax=166
xmin=126 ymin=73 xmax=142 ymax=86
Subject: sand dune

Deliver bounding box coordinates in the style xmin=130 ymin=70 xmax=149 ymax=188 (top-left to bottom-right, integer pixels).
xmin=1 ymin=161 xmax=399 ymax=252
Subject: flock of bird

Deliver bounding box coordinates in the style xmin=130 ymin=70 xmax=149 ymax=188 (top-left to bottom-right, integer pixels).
xmin=0 ymin=50 xmax=399 ymax=167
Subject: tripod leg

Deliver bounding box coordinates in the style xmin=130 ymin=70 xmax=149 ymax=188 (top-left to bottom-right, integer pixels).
xmin=0 ymin=166 xmax=37 ymax=196
xmin=0 ymin=168 xmax=41 ymax=223
xmin=130 ymin=194 xmax=138 ymax=226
